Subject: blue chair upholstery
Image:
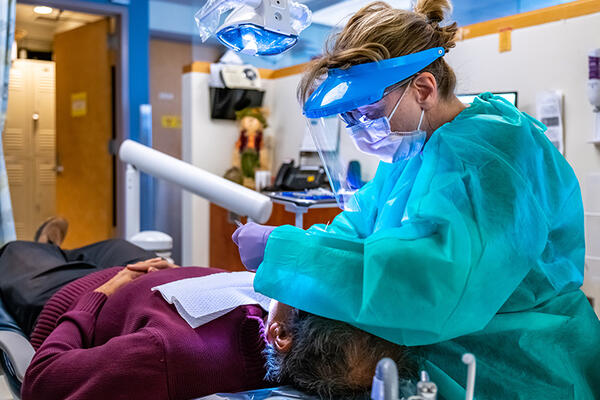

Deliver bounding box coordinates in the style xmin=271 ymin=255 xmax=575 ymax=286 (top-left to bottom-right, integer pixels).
xmin=197 ymin=386 xmax=315 ymax=400
xmin=0 ymin=296 xmax=34 ymax=400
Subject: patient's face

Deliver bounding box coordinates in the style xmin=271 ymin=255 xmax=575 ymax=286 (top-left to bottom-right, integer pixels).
xmin=265 ymin=300 xmax=294 ymax=343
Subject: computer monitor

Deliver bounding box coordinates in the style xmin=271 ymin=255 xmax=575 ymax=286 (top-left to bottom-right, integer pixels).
xmin=457 ymin=92 xmax=518 ymax=107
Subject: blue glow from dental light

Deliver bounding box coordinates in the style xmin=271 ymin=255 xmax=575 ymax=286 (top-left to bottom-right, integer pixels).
xmin=216 ymin=24 xmax=298 ymax=56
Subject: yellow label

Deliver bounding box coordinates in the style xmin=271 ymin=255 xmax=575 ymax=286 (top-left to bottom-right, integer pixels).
xmin=71 ymin=92 xmax=87 ymax=118
xmin=307 ymin=175 xmax=315 ymax=183
xmin=161 ymin=115 xmax=182 ymax=129
xmin=499 ymin=28 xmax=512 ymax=53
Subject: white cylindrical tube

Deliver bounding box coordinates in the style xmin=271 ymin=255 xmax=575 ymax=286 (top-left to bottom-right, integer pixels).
xmin=119 ymin=140 xmax=272 ymax=223
xmin=462 ymin=353 xmax=476 ymax=400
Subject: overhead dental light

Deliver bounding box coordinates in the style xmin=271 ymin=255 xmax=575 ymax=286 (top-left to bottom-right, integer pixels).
xmin=195 ymin=0 xmax=312 ymax=56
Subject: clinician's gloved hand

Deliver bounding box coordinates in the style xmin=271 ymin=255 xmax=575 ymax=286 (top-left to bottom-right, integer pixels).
xmin=232 ymin=222 xmax=276 ymax=271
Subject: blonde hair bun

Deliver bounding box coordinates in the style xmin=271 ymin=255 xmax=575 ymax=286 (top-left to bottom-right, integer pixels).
xmin=298 ymin=0 xmax=459 ymax=102
xmin=413 ymin=0 xmax=457 ymax=51
xmin=413 ymin=0 xmax=453 ymax=24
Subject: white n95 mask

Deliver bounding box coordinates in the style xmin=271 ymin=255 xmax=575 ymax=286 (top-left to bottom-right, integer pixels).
xmin=347 ymin=87 xmax=427 ymax=163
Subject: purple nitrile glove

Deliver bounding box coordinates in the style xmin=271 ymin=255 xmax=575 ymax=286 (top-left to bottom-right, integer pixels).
xmin=232 ymin=222 xmax=277 ymax=271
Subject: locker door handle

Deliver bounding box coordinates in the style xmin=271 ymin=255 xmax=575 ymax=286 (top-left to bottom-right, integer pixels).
xmin=55 ymin=154 xmax=63 ymax=175
xmin=32 ymin=112 xmax=39 ymax=135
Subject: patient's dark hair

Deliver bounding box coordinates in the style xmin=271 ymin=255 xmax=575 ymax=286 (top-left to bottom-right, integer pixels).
xmin=263 ymin=310 xmax=417 ymax=399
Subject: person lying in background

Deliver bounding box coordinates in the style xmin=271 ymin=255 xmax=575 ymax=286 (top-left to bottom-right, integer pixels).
xmin=0 ymin=217 xmax=416 ymax=400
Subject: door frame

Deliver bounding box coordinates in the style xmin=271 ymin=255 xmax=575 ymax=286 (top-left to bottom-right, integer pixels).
xmin=18 ymin=0 xmax=131 ymax=238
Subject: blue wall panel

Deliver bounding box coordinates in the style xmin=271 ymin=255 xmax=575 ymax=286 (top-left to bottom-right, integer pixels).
xmin=452 ymin=0 xmax=577 ymax=26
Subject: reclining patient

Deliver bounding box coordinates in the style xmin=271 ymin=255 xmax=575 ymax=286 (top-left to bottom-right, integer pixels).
xmin=0 ymin=218 xmax=416 ymax=400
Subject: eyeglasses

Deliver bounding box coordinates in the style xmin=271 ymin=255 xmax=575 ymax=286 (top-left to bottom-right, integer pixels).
xmin=339 ymin=75 xmax=416 ymax=127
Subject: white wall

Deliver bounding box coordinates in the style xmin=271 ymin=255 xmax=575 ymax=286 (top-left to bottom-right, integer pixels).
xmin=262 ymin=75 xmax=304 ymax=169
xmin=447 ymin=12 xmax=600 ymax=208
xmin=182 ymin=72 xmax=240 ymax=266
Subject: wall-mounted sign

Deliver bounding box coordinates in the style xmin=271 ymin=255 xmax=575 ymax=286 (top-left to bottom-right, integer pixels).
xmin=161 ymin=115 xmax=182 ymax=129
xmin=499 ymin=28 xmax=512 ymax=53
xmin=536 ymin=90 xmax=564 ymax=154
xmin=71 ymin=92 xmax=87 ymax=118
xmin=158 ymin=92 xmax=175 ymax=101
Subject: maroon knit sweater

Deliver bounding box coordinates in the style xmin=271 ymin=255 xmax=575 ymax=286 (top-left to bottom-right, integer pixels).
xmin=23 ymin=267 xmax=269 ymax=400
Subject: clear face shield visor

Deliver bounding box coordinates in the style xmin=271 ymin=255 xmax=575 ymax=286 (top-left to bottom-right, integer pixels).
xmin=306 ymin=117 xmax=362 ymax=212
xmin=306 ymin=79 xmax=422 ymax=212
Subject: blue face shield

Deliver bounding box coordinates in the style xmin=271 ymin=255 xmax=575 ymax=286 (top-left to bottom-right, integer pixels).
xmin=303 ymin=47 xmax=445 ymax=118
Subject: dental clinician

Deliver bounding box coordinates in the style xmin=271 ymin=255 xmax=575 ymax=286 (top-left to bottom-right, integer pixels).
xmin=233 ymin=0 xmax=600 ymax=398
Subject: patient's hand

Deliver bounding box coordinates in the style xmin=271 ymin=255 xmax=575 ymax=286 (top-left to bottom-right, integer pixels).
xmin=95 ymin=259 xmax=180 ymax=296
xmin=126 ymin=257 xmax=180 ymax=273
xmin=94 ymin=268 xmax=145 ymax=296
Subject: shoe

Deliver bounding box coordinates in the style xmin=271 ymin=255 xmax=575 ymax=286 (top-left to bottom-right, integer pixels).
xmin=34 ymin=217 xmax=69 ymax=246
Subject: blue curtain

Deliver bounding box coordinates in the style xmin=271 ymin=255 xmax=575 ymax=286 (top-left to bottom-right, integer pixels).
xmin=0 ymin=0 xmax=16 ymax=244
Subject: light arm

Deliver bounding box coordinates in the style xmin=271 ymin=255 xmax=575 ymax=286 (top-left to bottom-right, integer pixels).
xmin=119 ymin=140 xmax=272 ymax=224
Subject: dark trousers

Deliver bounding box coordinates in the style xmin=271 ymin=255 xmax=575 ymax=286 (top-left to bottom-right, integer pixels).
xmin=0 ymin=239 xmax=156 ymax=336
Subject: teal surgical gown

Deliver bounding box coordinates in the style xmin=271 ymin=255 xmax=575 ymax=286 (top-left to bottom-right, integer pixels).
xmin=254 ymin=93 xmax=600 ymax=399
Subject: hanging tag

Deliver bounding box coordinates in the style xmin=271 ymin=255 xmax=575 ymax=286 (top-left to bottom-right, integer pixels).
xmin=499 ymin=28 xmax=512 ymax=53
xmin=71 ymin=92 xmax=87 ymax=118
